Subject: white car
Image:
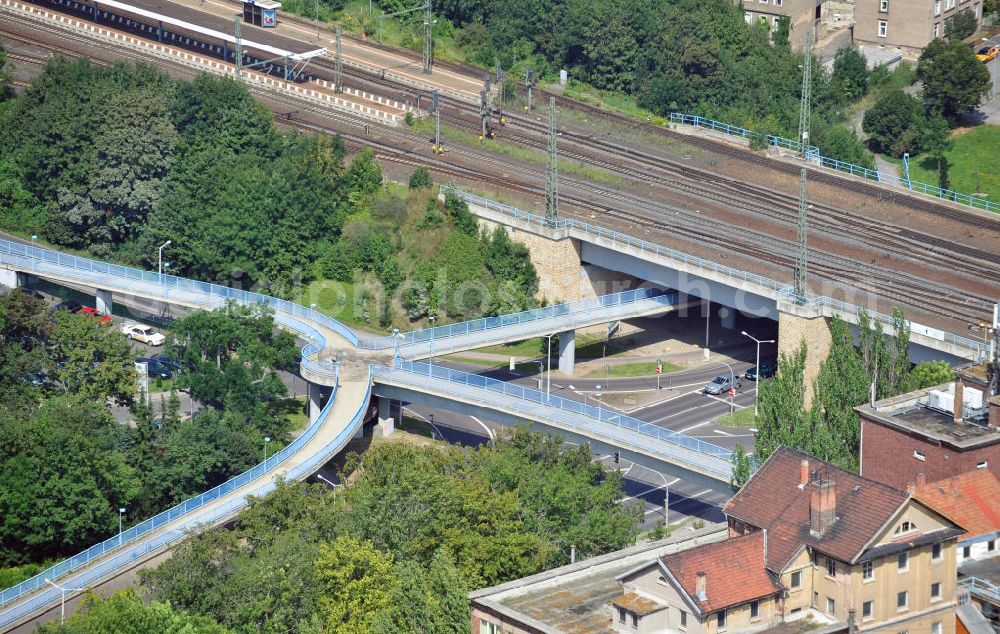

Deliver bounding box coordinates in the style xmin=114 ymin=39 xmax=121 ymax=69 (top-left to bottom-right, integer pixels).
xmin=120 ymin=322 xmax=166 ymax=346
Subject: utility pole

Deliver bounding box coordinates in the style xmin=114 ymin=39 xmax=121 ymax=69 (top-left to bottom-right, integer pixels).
xmin=314 ymin=0 xmax=319 ymax=40
xmin=422 ymin=0 xmax=433 ymax=74
xmin=431 ymin=89 xmax=441 ymax=153
xmin=794 ymin=29 xmax=813 ymax=302
xmin=496 ymin=62 xmax=505 ymax=126
xmin=284 ymin=55 xmax=292 ymax=81
xmin=234 ymin=14 xmax=243 ymax=76
xmin=525 ymin=68 xmax=534 ymax=111
xmin=480 ymin=79 xmax=491 ymax=143
xmin=545 ymin=96 xmax=558 ymax=220
xmin=334 ymin=26 xmax=343 ymax=93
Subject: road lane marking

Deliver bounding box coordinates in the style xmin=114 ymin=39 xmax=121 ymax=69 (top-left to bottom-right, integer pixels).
xmin=469 ymin=415 xmax=494 ymax=441
xmin=679 ymin=421 xmax=712 ymax=433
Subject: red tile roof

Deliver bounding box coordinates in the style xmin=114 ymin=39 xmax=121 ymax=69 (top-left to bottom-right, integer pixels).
xmin=913 ymin=470 xmax=1000 ymax=540
xmin=725 ymin=447 xmax=910 ymax=570
xmin=660 ymin=532 xmax=781 ymax=614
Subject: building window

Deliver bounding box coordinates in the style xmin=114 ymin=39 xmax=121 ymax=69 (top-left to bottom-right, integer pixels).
xmin=935 ymin=0 xmax=942 ymax=13
xmin=774 ymin=0 xmax=783 ymax=5
xmin=963 ymin=545 xmax=971 ymax=558
xmin=863 ymin=601 xmax=874 ymax=621
xmin=718 ymin=610 xmax=728 ymax=629
xmin=932 ymin=543 xmax=942 ymax=561
xmin=946 ymin=0 xmax=955 ymax=9
xmin=897 ymin=591 xmax=908 ymax=611
xmin=772 ymin=16 xmax=780 ymax=28
xmin=791 ymin=570 xmax=802 ymax=589
xmin=618 ymin=607 xmax=626 ymax=624
xmin=827 ymin=597 xmax=836 ymax=615
xmin=977 ymin=461 xmax=988 ymax=469
xmin=878 ymin=20 xmax=888 ymax=37
xmin=479 ymin=620 xmax=500 ymax=634
xmin=750 ymin=601 xmax=760 ymax=619
xmin=898 ymin=552 xmax=909 ymax=572
xmin=827 ymin=558 xmax=837 ymax=577
xmin=931 ymin=582 xmax=942 ymax=600
xmin=989 ymin=540 xmax=996 ymax=552
xmin=880 ymin=0 xmax=889 ymax=9
xmin=913 ymin=450 xmax=926 ymax=461
xmin=932 ymin=623 xmax=942 ymax=634
xmin=933 ymin=23 xmax=940 ymax=37
xmin=745 ymin=12 xmax=754 ymax=24
xmin=863 ymin=561 xmax=874 ymax=580
xmin=896 ymin=521 xmax=917 ymax=535
xmin=680 ymin=610 xmax=688 ymax=629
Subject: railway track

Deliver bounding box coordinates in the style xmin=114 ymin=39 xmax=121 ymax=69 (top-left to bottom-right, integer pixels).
xmin=2 ymin=15 xmax=995 ymax=330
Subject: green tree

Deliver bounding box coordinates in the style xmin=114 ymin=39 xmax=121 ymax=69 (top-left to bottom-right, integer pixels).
xmin=945 ymin=9 xmax=978 ymax=41
xmin=730 ymin=444 xmax=754 ymax=492
xmin=918 ymin=38 xmax=992 ymax=122
xmin=920 ymin=111 xmax=953 ymax=190
xmin=831 ymin=47 xmax=869 ymax=102
xmin=408 ymin=166 xmax=433 ymax=190
xmin=314 ymin=536 xmax=395 ymax=634
xmin=754 ymin=341 xmax=808 ymax=463
xmin=861 ymin=88 xmax=925 ymax=156
xmin=37 ymin=589 xmax=230 ymax=634
xmin=811 ymin=316 xmax=870 ymax=469
xmin=0 ymin=38 xmax=10 ymax=98
xmin=427 ymin=549 xmax=469 ymax=633
xmin=49 ymin=310 xmax=135 ymax=406
xmin=907 ymin=361 xmax=955 ymax=390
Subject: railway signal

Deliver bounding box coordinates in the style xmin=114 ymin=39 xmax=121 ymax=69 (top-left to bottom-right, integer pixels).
xmin=525 ymin=68 xmax=534 ymax=111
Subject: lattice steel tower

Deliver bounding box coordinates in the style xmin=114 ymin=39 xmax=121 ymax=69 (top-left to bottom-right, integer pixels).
xmin=546 ymin=96 xmax=558 ymax=220
xmin=794 ymin=30 xmax=813 ymax=301
xmin=422 ymin=0 xmax=433 ymax=74
xmin=334 ymin=26 xmax=343 ymax=93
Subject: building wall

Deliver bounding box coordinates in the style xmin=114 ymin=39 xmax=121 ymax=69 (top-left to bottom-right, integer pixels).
xmin=782 ymin=549 xmax=817 ymax=615
xmin=737 ymin=0 xmax=820 ymax=50
xmin=470 ymin=606 xmax=545 ymax=634
xmin=855 ymin=0 xmax=983 ymax=56
xmin=859 ymin=418 xmax=1000 ymax=489
xmin=957 ymin=537 xmax=999 ymax=564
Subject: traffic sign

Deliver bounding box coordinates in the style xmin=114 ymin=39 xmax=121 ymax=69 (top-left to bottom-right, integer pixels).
xmin=728 ymin=388 xmax=735 ymax=398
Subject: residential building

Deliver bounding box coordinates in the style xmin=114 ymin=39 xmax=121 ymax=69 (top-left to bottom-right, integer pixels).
xmin=909 ymin=470 xmax=1000 ymax=566
xmin=739 ymin=0 xmax=822 ymax=51
xmin=857 ymin=368 xmax=1000 ymax=490
xmin=854 ymin=0 xmax=984 ymax=58
xmin=725 ymin=447 xmax=964 ymax=634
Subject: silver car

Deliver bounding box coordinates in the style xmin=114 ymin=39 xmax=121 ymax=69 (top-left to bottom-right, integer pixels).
xmin=703 ymin=375 xmax=741 ymax=395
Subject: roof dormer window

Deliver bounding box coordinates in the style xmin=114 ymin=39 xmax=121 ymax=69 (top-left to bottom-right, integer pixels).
xmin=894 ymin=521 xmax=917 ymax=535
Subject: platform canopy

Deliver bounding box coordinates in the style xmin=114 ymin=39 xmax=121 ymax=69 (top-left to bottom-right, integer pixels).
xmin=95 ymin=0 xmax=326 ymax=60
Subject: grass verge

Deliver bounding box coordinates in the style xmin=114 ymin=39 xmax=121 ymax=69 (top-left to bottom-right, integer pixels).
xmin=268 ymin=396 xmax=309 ymax=431
xmin=583 ymin=360 xmax=682 ymax=379
xmin=716 ymin=407 xmax=756 ymax=428
xmin=885 ymin=124 xmax=999 ymax=204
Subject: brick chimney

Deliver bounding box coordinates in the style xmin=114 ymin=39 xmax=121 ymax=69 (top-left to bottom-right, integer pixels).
xmin=695 ymin=572 xmax=707 ymax=601
xmin=810 ymin=480 xmax=837 ymax=536
xmin=799 ymin=460 xmax=809 ymax=489
xmin=906 ymin=481 xmax=915 ymax=494
xmin=954 ymin=381 xmax=964 ymax=423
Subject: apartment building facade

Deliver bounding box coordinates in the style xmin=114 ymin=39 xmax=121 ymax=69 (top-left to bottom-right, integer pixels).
xmin=855 ymin=0 xmax=984 ymax=57
xmin=739 ymin=0 xmax=822 ymax=50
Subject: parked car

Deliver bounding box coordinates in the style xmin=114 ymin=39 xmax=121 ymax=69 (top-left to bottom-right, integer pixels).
xmin=976 ymin=45 xmax=999 ymax=62
xmin=79 ymin=306 xmax=112 ymax=326
xmin=745 ymin=361 xmax=777 ymax=381
xmin=17 ymin=287 xmax=45 ymax=301
xmin=121 ymin=322 xmax=166 ymax=346
xmin=135 ymin=357 xmax=173 ymax=379
xmin=150 ymin=353 xmax=183 ymax=373
xmin=53 ymin=299 xmax=83 ymax=314
xmin=703 ymin=375 xmax=741 ymax=395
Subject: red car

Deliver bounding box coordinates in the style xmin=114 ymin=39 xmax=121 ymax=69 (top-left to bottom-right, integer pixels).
xmin=79 ymin=306 xmax=112 ymax=326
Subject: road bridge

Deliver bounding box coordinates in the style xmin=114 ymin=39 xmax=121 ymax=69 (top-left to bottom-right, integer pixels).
xmin=444 ymin=186 xmax=993 ymax=405
xmin=0 ymin=237 xmax=730 ymax=630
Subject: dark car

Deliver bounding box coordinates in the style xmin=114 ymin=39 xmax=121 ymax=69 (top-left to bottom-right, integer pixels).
xmin=17 ymin=287 xmax=45 ymax=301
xmin=150 ymin=353 xmax=183 ymax=374
xmin=53 ymin=299 xmax=83 ymax=313
xmin=745 ymin=361 xmax=777 ymax=381
xmin=136 ymin=357 xmax=173 ymax=380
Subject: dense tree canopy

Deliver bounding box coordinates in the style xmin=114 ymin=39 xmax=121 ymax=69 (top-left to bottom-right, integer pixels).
xmin=918 ymin=38 xmax=992 ymax=122
xmin=142 ymin=429 xmax=639 ymax=632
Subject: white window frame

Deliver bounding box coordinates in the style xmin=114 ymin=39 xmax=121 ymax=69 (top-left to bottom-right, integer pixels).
xmin=750 ymin=600 xmax=760 ymax=620
xmin=978 ymin=460 xmax=988 ymax=469
xmin=862 ymin=600 xmax=874 ymax=621
xmin=931 ymin=582 xmax=942 ymax=601
xmin=745 ymin=12 xmax=754 ymax=24
xmin=878 ymin=20 xmax=888 ymax=37
xmin=880 ymin=0 xmax=889 ymax=10
xmin=932 ymin=543 xmax=943 ymax=562
xmin=897 ymin=590 xmax=909 ymax=612
xmin=827 ymin=597 xmax=836 ymax=615
xmin=914 ymin=450 xmax=926 ymax=461
xmin=791 ymin=570 xmax=802 ymax=589
xmin=680 ymin=610 xmax=688 ymax=630
xmin=862 ymin=561 xmax=874 ymax=581
xmin=933 ymin=23 xmax=940 ymax=37
xmin=774 ymin=0 xmax=783 ymax=6
xmin=718 ymin=609 xmax=728 ymax=630
xmin=935 ymin=0 xmax=941 ymax=15
xmin=827 ymin=558 xmax=837 ymax=578
xmin=932 ymin=622 xmax=942 ymax=634
xmin=898 ymin=551 xmax=909 ymax=572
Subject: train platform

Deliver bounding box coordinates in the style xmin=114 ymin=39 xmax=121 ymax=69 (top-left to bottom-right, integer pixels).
xmin=165 ymin=0 xmax=484 ymax=100
xmin=103 ymin=0 xmax=323 ymax=58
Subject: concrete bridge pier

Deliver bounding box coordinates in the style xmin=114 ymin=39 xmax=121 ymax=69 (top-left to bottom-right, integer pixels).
xmin=309 ymin=381 xmax=324 ymax=424
xmin=95 ymin=289 xmax=113 ymax=315
xmin=377 ymin=396 xmax=395 ymax=437
xmin=0 ymin=269 xmax=36 ymax=289
xmin=777 ymin=300 xmax=832 ymax=408
xmin=719 ymin=306 xmax=736 ymax=330
xmin=558 ymin=330 xmax=576 ymax=375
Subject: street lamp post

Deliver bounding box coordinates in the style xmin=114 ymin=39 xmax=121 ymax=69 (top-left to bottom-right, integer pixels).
xmin=545 ymin=333 xmax=556 ymax=398
xmin=158 ymin=240 xmax=172 ymax=281
xmin=45 ymin=579 xmax=85 ymax=625
xmin=429 ymin=315 xmax=436 ymax=363
xmin=713 ymin=360 xmax=738 ymax=414
xmin=316 ymin=474 xmax=340 ymax=490
xmin=30 ymin=235 xmax=38 ymax=270
xmin=118 ymin=507 xmax=126 ymax=545
xmin=703 ymin=299 xmax=712 ymax=361
xmin=741 ymin=331 xmax=775 ymax=417
xmin=263 ymin=436 xmax=271 ymax=464
xmin=393 ymin=328 xmax=401 ymax=362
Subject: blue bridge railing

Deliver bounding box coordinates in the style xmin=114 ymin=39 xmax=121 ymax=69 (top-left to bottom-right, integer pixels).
xmin=378 ymin=361 xmax=733 ymax=478
xmin=669 ymin=113 xmax=998 ymax=214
